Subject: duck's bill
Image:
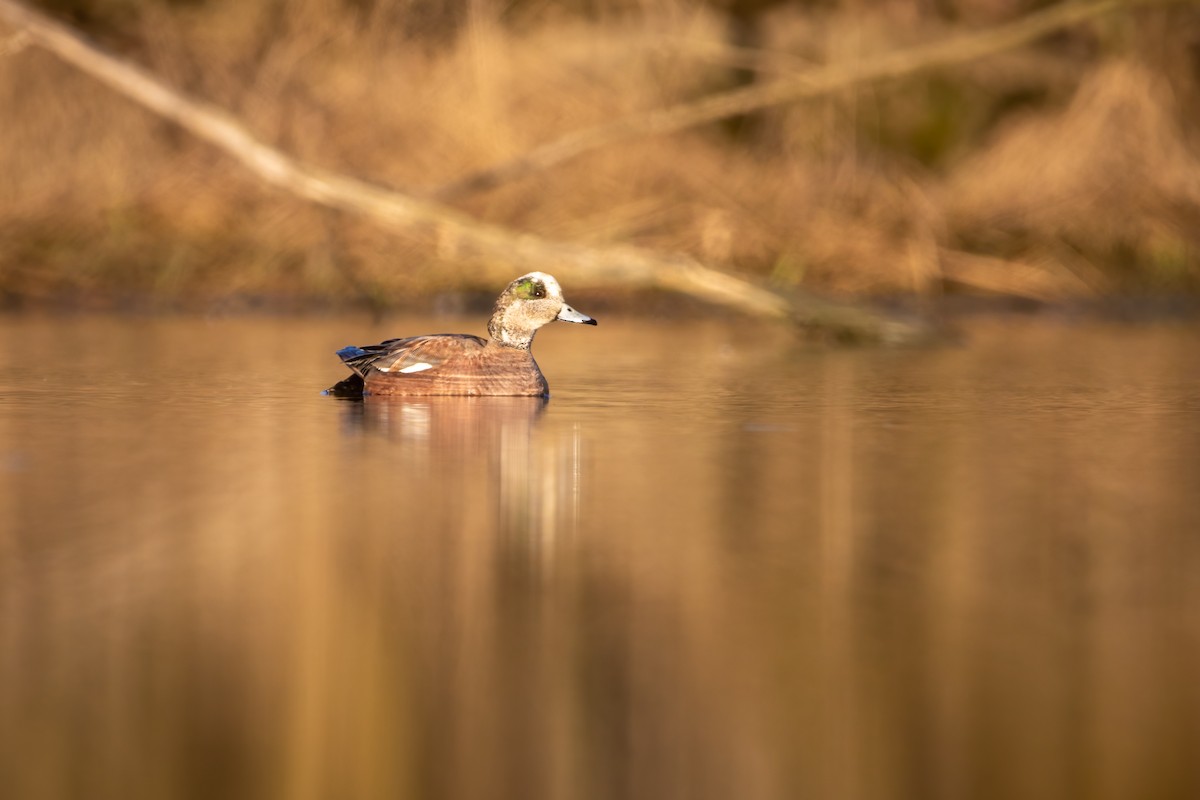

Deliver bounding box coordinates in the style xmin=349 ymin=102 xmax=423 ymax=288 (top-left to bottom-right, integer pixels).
xmin=557 ymin=304 xmax=598 ymax=325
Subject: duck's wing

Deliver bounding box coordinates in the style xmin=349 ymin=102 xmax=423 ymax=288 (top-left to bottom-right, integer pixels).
xmin=336 ymin=334 xmax=488 ymax=377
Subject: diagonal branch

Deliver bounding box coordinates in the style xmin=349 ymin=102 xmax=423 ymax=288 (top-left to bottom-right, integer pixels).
xmin=0 ymin=0 xmax=931 ymax=341
xmin=430 ymin=0 xmax=1136 ymax=201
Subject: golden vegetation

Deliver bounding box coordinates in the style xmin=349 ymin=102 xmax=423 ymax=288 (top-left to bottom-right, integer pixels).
xmin=1 ymin=0 xmax=1198 ymax=309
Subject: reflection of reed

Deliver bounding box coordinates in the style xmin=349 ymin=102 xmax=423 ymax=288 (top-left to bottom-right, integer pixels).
xmin=499 ymin=420 xmax=583 ymax=562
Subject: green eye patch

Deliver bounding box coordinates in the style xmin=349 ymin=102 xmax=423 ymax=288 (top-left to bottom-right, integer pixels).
xmin=513 ymin=278 xmax=547 ymax=300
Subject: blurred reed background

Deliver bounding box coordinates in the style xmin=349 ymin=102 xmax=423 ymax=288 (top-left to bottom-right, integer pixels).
xmin=1 ymin=0 xmax=1198 ymax=309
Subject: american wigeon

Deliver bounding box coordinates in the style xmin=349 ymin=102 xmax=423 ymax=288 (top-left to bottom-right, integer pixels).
xmin=327 ymin=272 xmax=596 ymax=397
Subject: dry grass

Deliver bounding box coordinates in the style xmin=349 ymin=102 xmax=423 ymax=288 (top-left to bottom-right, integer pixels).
xmin=1 ymin=0 xmax=1198 ymax=309
xmin=944 ymin=59 xmax=1200 ymax=291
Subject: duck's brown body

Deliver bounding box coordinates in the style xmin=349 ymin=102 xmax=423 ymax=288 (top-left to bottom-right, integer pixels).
xmin=363 ymin=338 xmax=548 ymax=397
xmin=328 ymin=272 xmax=594 ymax=398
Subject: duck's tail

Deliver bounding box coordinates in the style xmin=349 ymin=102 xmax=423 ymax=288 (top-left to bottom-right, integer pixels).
xmin=323 ymin=373 xmax=364 ymax=398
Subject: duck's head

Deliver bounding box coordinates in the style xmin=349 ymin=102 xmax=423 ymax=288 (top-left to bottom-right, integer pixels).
xmin=488 ymin=272 xmax=597 ymax=349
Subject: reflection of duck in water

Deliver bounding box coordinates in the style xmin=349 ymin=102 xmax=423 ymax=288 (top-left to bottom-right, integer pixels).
xmin=336 ymin=396 xmax=570 ymax=547
xmin=337 ymin=395 xmax=548 ymax=448
xmin=327 ymin=272 xmax=596 ymax=398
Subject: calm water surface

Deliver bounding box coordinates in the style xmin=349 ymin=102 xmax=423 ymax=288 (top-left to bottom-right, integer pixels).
xmin=1 ymin=312 xmax=1199 ymax=800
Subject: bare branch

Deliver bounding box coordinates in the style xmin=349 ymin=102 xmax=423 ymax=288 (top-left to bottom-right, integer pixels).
xmin=0 ymin=28 xmax=28 ymax=55
xmin=0 ymin=0 xmax=930 ymax=341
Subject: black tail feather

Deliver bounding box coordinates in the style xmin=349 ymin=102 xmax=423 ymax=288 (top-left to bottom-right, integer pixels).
xmin=324 ymin=373 xmax=365 ymax=398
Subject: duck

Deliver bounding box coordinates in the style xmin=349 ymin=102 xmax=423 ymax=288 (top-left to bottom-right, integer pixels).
xmin=327 ymin=272 xmax=597 ymax=397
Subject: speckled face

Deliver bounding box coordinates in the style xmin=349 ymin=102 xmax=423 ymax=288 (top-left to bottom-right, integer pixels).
xmin=488 ymin=272 xmax=595 ymax=348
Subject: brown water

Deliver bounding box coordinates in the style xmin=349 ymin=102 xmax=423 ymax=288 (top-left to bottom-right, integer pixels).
xmin=1 ymin=312 xmax=1199 ymax=800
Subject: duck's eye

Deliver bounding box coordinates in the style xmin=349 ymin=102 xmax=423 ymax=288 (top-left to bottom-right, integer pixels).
xmin=531 ymin=284 xmax=546 ymax=299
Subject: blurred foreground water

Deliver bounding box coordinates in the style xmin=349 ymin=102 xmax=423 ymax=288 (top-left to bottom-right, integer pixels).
xmin=1 ymin=312 xmax=1198 ymax=800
